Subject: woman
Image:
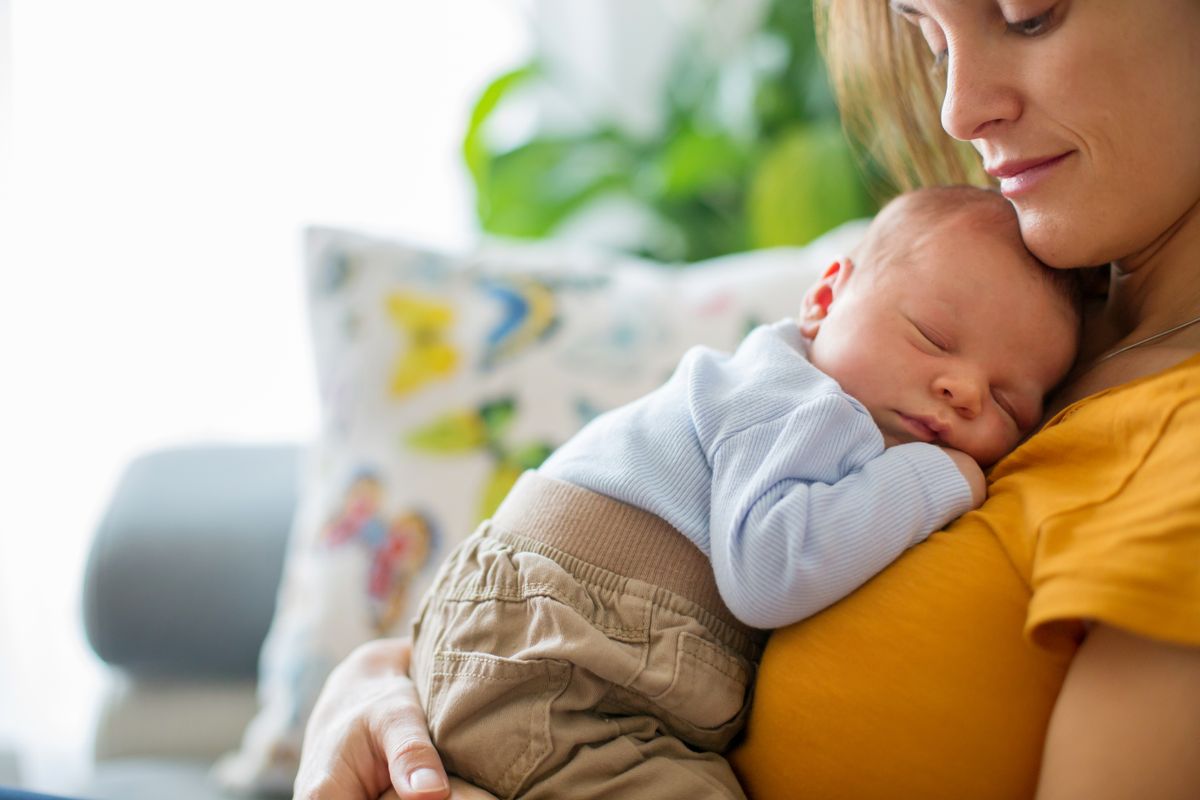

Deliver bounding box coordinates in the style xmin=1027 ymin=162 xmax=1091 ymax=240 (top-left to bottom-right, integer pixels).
xmin=295 ymin=1 xmax=1200 ymax=797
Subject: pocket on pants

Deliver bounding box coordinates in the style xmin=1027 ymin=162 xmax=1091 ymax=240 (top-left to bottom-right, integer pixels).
xmin=427 ymin=650 xmax=571 ymax=799
xmin=649 ymin=631 xmax=752 ymax=736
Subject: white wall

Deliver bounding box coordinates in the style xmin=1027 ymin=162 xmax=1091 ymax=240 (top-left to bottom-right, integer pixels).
xmin=0 ymin=1 xmax=530 ymax=788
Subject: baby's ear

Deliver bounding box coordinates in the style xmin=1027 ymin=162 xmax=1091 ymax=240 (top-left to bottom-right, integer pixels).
xmin=799 ymin=259 xmax=853 ymax=339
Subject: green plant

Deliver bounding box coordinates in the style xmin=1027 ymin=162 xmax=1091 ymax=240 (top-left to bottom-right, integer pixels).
xmin=463 ymin=0 xmax=879 ymax=263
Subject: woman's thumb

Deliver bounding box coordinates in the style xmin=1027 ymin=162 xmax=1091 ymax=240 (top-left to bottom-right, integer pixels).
xmin=384 ymin=728 xmax=450 ymax=800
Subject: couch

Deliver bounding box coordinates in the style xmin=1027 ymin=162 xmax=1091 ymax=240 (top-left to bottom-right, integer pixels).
xmin=77 ymin=443 xmax=300 ymax=800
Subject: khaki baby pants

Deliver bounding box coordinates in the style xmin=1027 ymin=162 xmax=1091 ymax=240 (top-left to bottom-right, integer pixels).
xmin=410 ymin=472 xmax=766 ymax=800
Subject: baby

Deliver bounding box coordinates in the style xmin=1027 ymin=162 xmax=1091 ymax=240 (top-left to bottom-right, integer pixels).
xmin=409 ymin=186 xmax=1081 ymax=800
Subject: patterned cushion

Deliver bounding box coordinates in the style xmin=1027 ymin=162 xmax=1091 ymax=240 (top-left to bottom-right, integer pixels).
xmin=215 ymin=221 xmax=868 ymax=794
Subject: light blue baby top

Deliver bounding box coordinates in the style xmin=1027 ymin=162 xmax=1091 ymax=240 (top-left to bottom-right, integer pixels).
xmin=539 ymin=319 xmax=973 ymax=629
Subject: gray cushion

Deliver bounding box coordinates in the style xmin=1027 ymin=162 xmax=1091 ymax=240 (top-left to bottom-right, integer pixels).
xmin=82 ymin=444 xmax=300 ymax=678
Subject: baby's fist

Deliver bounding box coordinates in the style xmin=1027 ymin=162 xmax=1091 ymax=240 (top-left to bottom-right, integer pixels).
xmin=942 ymin=447 xmax=986 ymax=507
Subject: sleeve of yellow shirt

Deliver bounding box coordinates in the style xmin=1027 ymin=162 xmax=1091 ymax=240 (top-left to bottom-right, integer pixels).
xmin=1027 ymin=396 xmax=1200 ymax=650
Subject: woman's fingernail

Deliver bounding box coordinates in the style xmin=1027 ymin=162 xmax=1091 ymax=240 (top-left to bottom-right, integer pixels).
xmin=407 ymin=768 xmax=447 ymax=792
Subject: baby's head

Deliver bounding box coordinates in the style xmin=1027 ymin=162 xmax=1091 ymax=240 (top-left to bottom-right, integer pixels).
xmin=800 ymin=186 xmax=1081 ymax=467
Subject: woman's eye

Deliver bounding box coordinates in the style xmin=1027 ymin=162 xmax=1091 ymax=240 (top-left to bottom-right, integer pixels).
xmin=1007 ymin=9 xmax=1055 ymax=36
xmin=920 ymin=22 xmax=948 ymax=58
xmin=902 ymin=12 xmax=948 ymax=65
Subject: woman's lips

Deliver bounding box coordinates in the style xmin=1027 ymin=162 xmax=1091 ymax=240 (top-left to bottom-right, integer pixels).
xmin=986 ymin=152 xmax=1073 ymax=198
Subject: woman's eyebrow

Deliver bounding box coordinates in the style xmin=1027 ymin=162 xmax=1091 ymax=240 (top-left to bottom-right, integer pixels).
xmin=890 ymin=2 xmax=920 ymax=15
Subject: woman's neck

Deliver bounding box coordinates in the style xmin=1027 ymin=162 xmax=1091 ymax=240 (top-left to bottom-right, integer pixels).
xmin=1049 ymin=200 xmax=1200 ymax=415
xmin=1092 ymin=199 xmax=1200 ymax=358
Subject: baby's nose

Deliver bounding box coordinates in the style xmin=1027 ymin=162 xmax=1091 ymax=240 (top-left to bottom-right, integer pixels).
xmin=933 ymin=373 xmax=984 ymax=418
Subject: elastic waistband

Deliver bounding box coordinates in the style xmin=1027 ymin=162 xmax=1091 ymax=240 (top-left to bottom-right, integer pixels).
xmin=491 ymin=472 xmax=766 ymax=655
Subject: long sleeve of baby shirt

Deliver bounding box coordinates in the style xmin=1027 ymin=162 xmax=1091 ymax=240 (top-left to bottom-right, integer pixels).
xmin=539 ymin=319 xmax=974 ymax=629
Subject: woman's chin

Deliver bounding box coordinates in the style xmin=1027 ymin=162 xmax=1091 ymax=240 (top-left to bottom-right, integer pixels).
xmin=1016 ymin=208 xmax=1102 ymax=270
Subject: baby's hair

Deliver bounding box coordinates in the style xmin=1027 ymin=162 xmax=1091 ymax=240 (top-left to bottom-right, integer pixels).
xmin=855 ymin=186 xmax=1084 ymax=318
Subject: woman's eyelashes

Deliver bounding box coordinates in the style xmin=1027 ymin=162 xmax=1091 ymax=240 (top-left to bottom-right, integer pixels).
xmin=1005 ymin=7 xmax=1058 ymax=37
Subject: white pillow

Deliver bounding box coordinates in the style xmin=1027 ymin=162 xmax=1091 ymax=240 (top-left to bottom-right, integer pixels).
xmin=215 ymin=220 xmax=869 ymax=795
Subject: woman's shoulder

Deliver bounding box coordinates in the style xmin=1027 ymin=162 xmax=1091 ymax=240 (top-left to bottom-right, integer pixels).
xmin=1019 ymin=353 xmax=1200 ymax=650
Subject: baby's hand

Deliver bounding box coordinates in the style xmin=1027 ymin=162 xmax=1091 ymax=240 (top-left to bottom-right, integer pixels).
xmin=942 ymin=447 xmax=986 ymax=507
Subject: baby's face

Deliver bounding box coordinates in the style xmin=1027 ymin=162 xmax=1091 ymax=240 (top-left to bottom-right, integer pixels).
xmin=803 ymin=222 xmax=1078 ymax=467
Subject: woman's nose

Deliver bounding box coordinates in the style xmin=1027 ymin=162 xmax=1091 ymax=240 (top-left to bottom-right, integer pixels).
xmin=933 ymin=373 xmax=984 ymax=419
xmin=939 ymin=40 xmax=1023 ymax=141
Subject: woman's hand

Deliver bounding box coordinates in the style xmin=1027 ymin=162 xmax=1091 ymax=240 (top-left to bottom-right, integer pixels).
xmin=293 ymin=637 xmax=454 ymax=800
xmin=379 ymin=779 xmax=501 ymax=800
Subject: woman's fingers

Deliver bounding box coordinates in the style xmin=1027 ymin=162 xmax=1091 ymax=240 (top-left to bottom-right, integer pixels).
xmin=349 ymin=637 xmax=452 ymax=800
xmin=382 ymin=726 xmax=450 ymax=799
xmin=373 ymin=675 xmax=451 ymax=799
xmin=295 ymin=636 xmax=480 ymax=800
xmin=378 ymin=781 xmax=495 ymax=800
xmin=296 ymin=637 xmax=426 ymax=800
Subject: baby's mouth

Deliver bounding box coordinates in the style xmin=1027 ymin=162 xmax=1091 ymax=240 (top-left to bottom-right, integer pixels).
xmin=895 ymin=412 xmax=946 ymax=444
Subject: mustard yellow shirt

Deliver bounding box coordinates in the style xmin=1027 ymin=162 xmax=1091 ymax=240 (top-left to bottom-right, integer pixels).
xmin=730 ymin=354 xmax=1200 ymax=799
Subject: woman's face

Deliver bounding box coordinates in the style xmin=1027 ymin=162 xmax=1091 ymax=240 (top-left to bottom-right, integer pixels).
xmin=892 ymin=0 xmax=1200 ymax=268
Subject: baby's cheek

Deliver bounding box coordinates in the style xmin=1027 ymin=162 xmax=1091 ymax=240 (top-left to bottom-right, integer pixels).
xmin=983 ymin=422 xmax=1021 ymax=466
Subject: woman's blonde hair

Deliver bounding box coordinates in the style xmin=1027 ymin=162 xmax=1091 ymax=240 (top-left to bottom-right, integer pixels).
xmin=815 ymin=0 xmax=990 ymax=194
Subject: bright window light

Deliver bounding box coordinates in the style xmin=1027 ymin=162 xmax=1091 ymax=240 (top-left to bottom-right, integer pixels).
xmin=0 ymin=1 xmax=530 ymax=790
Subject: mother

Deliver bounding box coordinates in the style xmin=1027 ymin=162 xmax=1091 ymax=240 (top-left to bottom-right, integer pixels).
xmin=295 ymin=1 xmax=1200 ymax=798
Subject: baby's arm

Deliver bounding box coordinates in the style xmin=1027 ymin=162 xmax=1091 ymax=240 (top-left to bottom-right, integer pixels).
xmin=684 ymin=321 xmax=981 ymax=629
xmin=705 ymin=396 xmax=976 ymax=629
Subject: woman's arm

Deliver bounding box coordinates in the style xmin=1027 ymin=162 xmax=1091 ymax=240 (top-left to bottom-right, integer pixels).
xmin=294 ymin=638 xmax=496 ymax=800
xmin=1036 ymin=624 xmax=1200 ymax=799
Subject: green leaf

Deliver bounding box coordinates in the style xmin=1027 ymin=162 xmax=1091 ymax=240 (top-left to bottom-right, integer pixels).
xmin=459 ymin=0 xmax=872 ymax=262
xmin=653 ymin=193 xmax=749 ymax=261
xmin=748 ymin=122 xmax=876 ymax=248
xmin=655 ymin=128 xmax=747 ymax=200
xmin=462 ymin=64 xmax=538 ymax=194
xmin=480 ymin=136 xmax=634 ymax=237
xmin=462 ymin=63 xmax=640 ymax=240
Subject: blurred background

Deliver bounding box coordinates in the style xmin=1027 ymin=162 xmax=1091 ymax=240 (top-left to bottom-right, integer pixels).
xmin=0 ymin=0 xmax=872 ymax=794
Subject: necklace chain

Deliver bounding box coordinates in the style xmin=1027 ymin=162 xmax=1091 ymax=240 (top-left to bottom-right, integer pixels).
xmin=1091 ymin=312 xmax=1200 ymax=366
